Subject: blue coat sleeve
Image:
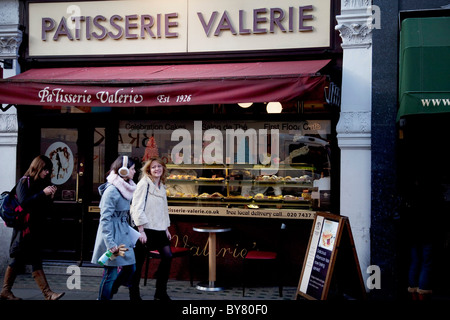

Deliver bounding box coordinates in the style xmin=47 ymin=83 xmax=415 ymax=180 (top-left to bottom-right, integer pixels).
xmin=99 ymin=186 xmax=119 ymax=250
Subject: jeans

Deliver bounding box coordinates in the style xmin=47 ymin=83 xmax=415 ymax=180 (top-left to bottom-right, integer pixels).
xmin=408 ymin=243 xmax=432 ymax=291
xmin=98 ymin=264 xmax=136 ymax=300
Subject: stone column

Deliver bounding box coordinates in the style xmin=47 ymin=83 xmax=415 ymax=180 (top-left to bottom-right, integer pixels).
xmin=0 ymin=0 xmax=22 ymax=275
xmin=335 ymin=0 xmax=373 ymax=285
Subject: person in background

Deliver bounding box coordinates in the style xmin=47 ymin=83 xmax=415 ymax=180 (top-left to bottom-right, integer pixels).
xmin=91 ymin=155 xmax=137 ymax=300
xmin=130 ymin=157 xmax=173 ymax=300
xmin=403 ymin=175 xmax=443 ymax=300
xmin=1 ymin=155 xmax=64 ymax=300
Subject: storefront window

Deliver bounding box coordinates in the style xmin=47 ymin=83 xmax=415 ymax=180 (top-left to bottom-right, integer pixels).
xmin=119 ymin=119 xmax=332 ymax=218
xmin=92 ymin=128 xmax=106 ymax=201
xmin=41 ymin=128 xmax=78 ymax=202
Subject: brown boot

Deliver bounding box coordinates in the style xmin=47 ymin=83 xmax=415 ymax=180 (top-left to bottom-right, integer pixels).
xmin=0 ymin=266 xmax=22 ymax=300
xmin=32 ymin=270 xmax=65 ymax=300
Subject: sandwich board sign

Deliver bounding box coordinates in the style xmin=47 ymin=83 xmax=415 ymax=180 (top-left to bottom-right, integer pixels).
xmin=297 ymin=212 xmax=366 ymax=300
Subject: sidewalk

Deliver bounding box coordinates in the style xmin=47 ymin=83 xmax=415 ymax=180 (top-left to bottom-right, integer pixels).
xmin=4 ymin=264 xmax=448 ymax=320
xmin=8 ymin=263 xmax=297 ymax=301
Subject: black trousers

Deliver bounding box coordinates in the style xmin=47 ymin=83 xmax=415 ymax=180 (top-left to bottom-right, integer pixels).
xmin=131 ymin=229 xmax=172 ymax=293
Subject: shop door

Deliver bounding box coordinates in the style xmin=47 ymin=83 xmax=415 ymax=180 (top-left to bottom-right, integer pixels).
xmin=40 ymin=127 xmax=107 ymax=264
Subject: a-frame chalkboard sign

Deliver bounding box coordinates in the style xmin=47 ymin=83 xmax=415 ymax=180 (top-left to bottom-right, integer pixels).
xmin=297 ymin=212 xmax=366 ymax=300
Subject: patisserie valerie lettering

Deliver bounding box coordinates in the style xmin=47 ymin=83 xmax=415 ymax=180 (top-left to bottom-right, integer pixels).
xmin=41 ymin=6 xmax=315 ymax=41
xmin=38 ymin=87 xmax=144 ymax=104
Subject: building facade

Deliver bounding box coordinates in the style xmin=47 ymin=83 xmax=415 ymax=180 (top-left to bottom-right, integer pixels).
xmin=0 ymin=0 xmax=22 ymax=276
xmin=1 ymin=0 xmax=449 ymax=299
xmin=371 ymin=0 xmax=450 ymax=299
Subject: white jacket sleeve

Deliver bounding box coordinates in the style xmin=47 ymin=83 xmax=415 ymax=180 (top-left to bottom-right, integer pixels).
xmin=130 ymin=179 xmax=149 ymax=227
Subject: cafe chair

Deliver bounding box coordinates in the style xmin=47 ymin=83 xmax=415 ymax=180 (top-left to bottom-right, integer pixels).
xmin=242 ymin=223 xmax=286 ymax=297
xmin=144 ymin=246 xmax=194 ymax=287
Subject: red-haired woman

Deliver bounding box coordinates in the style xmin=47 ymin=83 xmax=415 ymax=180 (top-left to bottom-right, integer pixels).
xmin=130 ymin=157 xmax=172 ymax=300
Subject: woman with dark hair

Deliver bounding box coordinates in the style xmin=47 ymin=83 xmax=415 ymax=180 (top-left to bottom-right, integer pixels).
xmin=91 ymin=155 xmax=137 ymax=300
xmin=1 ymin=155 xmax=64 ymax=300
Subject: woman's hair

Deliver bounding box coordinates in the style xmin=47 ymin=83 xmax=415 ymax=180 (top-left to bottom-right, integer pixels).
xmin=108 ymin=155 xmax=135 ymax=176
xmin=24 ymin=155 xmax=53 ymax=182
xmin=141 ymin=157 xmax=167 ymax=184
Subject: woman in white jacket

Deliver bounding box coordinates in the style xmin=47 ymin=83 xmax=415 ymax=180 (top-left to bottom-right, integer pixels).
xmin=130 ymin=157 xmax=172 ymax=300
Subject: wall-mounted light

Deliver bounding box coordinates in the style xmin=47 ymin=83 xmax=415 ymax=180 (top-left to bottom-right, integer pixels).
xmin=266 ymin=102 xmax=282 ymax=113
xmin=238 ymin=102 xmax=253 ymax=108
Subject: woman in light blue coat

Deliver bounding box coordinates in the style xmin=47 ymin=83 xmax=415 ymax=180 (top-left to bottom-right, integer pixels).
xmin=91 ymin=155 xmax=137 ymax=300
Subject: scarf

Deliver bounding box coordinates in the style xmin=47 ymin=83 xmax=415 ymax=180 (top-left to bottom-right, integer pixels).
xmin=106 ymin=171 xmax=137 ymax=200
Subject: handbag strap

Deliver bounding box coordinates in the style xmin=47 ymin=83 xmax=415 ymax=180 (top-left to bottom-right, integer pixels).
xmin=10 ymin=176 xmax=30 ymax=196
xmin=143 ymin=182 xmax=150 ymax=211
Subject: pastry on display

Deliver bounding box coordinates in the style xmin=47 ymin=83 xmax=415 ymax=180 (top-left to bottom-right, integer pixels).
xmin=168 ymin=174 xmax=196 ymax=180
xmin=197 ymin=177 xmax=225 ymax=181
xmin=168 ymin=191 xmax=197 ymax=198
xmin=284 ymin=195 xmax=300 ymax=201
xmin=197 ymin=192 xmax=224 ymax=199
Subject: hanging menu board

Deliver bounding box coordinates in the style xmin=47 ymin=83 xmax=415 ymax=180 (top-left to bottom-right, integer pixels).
xmin=297 ymin=212 xmax=366 ymax=300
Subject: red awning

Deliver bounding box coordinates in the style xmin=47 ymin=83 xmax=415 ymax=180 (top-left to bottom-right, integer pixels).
xmin=0 ymin=60 xmax=330 ymax=107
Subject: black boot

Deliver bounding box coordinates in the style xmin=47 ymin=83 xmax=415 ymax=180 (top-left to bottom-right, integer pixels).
xmin=154 ymin=277 xmax=171 ymax=300
xmin=154 ymin=289 xmax=171 ymax=301
xmin=128 ymin=264 xmax=143 ymax=301
xmin=154 ymin=253 xmax=172 ymax=300
xmin=129 ymin=286 xmax=142 ymax=301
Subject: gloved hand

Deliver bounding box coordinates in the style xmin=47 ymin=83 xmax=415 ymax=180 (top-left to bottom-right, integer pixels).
xmin=113 ymin=244 xmax=128 ymax=257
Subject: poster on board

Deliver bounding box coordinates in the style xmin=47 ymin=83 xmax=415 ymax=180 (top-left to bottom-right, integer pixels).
xmin=297 ymin=212 xmax=366 ymax=300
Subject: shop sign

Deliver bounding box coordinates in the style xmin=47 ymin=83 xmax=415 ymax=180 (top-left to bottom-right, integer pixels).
xmin=169 ymin=206 xmax=315 ymax=220
xmin=90 ymin=202 xmax=316 ymax=220
xmin=297 ymin=212 xmax=367 ymax=300
xmin=28 ymin=0 xmax=331 ymax=57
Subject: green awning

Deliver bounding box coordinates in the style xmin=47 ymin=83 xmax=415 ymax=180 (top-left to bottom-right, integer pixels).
xmin=397 ymin=17 xmax=450 ymax=121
